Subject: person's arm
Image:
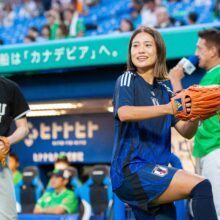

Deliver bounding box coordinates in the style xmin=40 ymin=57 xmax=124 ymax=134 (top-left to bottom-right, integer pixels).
xmin=169 ymin=64 xmax=201 ymax=139
xmin=33 ymin=206 xmax=43 ymax=214
xmin=7 ymin=117 xmax=29 ymax=145
xmin=174 ymin=119 xmax=199 ymax=139
xmin=169 ymin=65 xmax=185 ymax=93
xmin=118 ymin=103 xmax=173 ymax=121
xmin=33 ymin=194 xmax=47 ymax=214
xmin=35 ymin=206 xmax=67 ymax=214
xmin=118 ymin=100 xmax=199 ymax=139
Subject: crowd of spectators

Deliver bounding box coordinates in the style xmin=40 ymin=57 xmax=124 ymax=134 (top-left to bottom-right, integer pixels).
xmin=0 ymin=0 xmax=219 ymax=45
xmin=0 ymin=0 xmax=86 ymax=44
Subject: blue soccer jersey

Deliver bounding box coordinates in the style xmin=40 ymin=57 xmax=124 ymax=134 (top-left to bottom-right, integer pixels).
xmin=111 ymin=71 xmax=178 ymax=190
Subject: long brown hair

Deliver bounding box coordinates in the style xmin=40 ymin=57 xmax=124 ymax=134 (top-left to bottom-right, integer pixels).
xmin=127 ymin=26 xmax=168 ymax=80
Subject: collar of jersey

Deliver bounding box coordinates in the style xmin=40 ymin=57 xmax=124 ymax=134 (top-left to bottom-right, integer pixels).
xmin=135 ymin=73 xmax=159 ymax=89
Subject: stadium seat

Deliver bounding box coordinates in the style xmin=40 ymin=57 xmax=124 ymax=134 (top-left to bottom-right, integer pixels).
xmin=15 ymin=166 xmax=44 ymax=213
xmin=68 ymin=166 xmax=82 ymax=194
xmin=78 ymin=165 xmax=113 ymax=220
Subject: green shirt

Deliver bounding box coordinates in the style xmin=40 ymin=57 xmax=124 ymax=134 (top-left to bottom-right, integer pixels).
xmin=36 ymin=188 xmax=78 ymax=214
xmin=50 ymin=21 xmax=60 ymax=40
xmin=13 ymin=171 xmax=22 ymax=185
xmin=75 ymin=19 xmax=85 ymax=36
xmin=193 ymin=65 xmax=220 ymax=157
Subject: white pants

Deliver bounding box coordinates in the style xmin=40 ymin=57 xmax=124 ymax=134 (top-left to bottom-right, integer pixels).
xmin=0 ymin=165 xmax=17 ymax=220
xmin=196 ymin=148 xmax=220 ymax=220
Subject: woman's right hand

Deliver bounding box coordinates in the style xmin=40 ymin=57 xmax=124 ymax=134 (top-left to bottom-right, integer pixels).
xmin=169 ymin=96 xmax=192 ymax=117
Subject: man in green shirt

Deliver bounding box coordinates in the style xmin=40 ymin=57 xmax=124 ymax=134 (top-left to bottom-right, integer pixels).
xmin=33 ymin=169 xmax=78 ymax=214
xmin=169 ymin=28 xmax=220 ymax=219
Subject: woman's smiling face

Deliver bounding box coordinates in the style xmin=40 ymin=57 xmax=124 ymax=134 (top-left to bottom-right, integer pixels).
xmin=130 ymin=32 xmax=157 ymax=72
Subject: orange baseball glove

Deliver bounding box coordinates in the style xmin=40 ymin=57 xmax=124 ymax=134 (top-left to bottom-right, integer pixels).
xmin=0 ymin=136 xmax=10 ymax=166
xmin=171 ymin=85 xmax=220 ymax=121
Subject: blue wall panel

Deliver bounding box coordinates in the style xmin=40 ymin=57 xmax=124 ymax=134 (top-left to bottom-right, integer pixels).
xmin=11 ymin=66 xmax=121 ymax=101
xmin=10 ymin=65 xmax=205 ymax=102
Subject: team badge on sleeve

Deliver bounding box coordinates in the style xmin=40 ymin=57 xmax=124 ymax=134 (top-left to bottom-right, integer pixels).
xmin=152 ymin=165 xmax=168 ymax=177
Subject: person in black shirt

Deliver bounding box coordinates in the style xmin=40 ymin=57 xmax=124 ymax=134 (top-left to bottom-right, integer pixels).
xmin=0 ymin=76 xmax=30 ymax=219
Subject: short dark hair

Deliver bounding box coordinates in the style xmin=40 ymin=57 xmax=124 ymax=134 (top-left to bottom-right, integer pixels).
xmin=127 ymin=26 xmax=168 ymax=80
xmin=143 ymin=0 xmax=155 ymax=3
xmin=188 ymin=12 xmax=198 ymax=23
xmin=198 ymin=28 xmax=220 ymax=57
xmin=42 ymin=24 xmax=50 ymax=30
xmin=24 ymin=35 xmax=36 ymax=42
xmin=29 ymin=26 xmax=39 ymax=33
xmin=9 ymin=153 xmax=19 ymax=163
xmin=55 ymin=154 xmax=69 ymax=163
xmin=120 ymin=18 xmax=134 ymax=31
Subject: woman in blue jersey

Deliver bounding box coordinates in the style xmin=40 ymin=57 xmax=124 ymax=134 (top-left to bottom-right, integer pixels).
xmin=111 ymin=26 xmax=217 ymax=220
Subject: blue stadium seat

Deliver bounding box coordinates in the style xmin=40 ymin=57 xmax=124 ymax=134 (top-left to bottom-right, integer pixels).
xmin=1 ymin=0 xmax=217 ymax=44
xmin=15 ymin=166 xmax=44 ymax=213
xmin=78 ymin=165 xmax=113 ymax=220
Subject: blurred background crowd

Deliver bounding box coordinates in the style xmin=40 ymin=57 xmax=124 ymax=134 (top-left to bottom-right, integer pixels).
xmin=0 ymin=0 xmax=220 ymax=45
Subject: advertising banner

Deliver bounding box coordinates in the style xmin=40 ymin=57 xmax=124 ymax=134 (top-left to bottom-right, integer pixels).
xmin=0 ymin=24 xmax=212 ymax=74
xmin=12 ymin=113 xmax=114 ymax=165
xmin=12 ymin=113 xmax=195 ymax=173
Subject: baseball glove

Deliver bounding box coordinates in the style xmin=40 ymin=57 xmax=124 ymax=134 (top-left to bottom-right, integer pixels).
xmin=0 ymin=136 xmax=10 ymax=166
xmin=171 ymin=85 xmax=220 ymax=121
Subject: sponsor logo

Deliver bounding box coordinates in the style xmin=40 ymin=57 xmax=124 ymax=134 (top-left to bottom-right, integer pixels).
xmin=24 ymin=120 xmax=99 ymax=147
xmin=24 ymin=122 xmax=38 ymax=147
xmin=174 ymin=98 xmax=183 ymax=112
xmin=44 ymin=196 xmax=51 ymax=203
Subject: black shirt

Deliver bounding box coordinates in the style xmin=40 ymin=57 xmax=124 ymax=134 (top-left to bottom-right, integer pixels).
xmin=0 ymin=77 xmax=30 ymax=136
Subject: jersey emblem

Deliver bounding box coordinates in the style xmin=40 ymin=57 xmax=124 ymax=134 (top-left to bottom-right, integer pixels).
xmin=63 ymin=198 xmax=69 ymax=204
xmin=151 ymin=97 xmax=159 ymax=106
xmin=152 ymin=165 xmax=168 ymax=177
xmin=45 ymin=196 xmax=52 ymax=203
